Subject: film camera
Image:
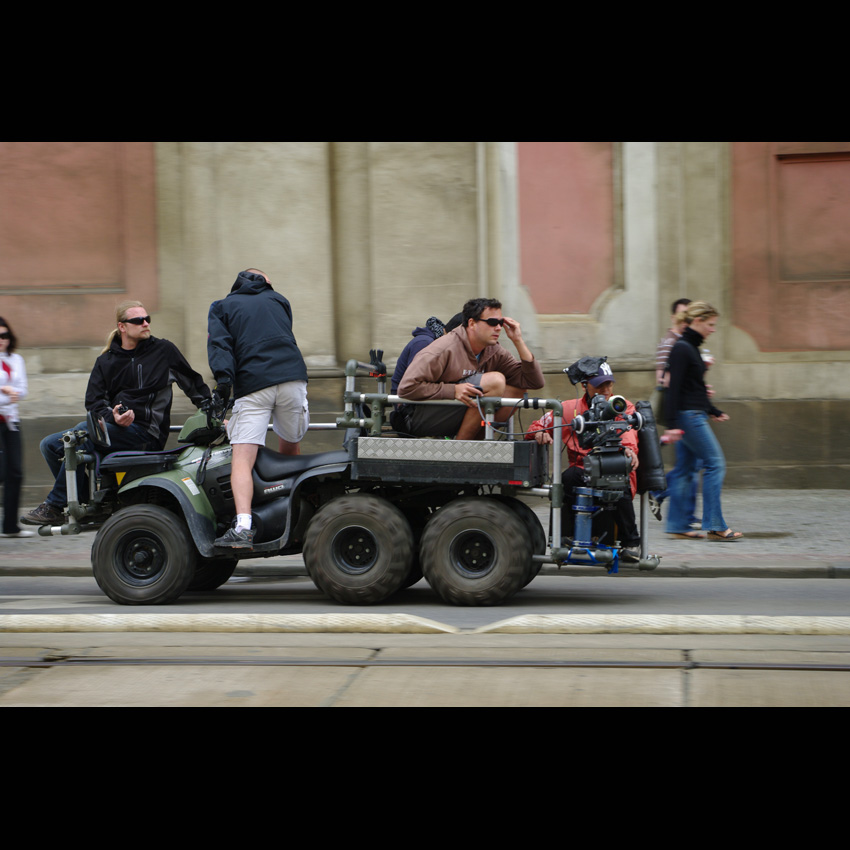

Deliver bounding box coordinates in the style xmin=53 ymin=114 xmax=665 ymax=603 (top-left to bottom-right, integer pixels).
xmin=570 ymin=393 xmax=643 ymax=501
xmin=565 ymin=357 xmax=644 ymax=503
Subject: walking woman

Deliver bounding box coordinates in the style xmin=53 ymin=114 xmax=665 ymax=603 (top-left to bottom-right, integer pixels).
xmin=0 ymin=316 xmax=34 ymax=538
xmin=664 ymin=302 xmax=743 ymax=542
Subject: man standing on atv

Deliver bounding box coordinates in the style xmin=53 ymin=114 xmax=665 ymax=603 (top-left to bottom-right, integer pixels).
xmin=22 ymin=301 xmax=211 ymax=527
xmin=207 ymin=269 xmax=309 ymax=550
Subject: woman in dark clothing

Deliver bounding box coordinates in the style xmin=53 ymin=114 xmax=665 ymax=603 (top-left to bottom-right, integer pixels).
xmin=664 ymin=302 xmax=744 ymax=542
xmin=0 ymin=316 xmax=34 ymax=538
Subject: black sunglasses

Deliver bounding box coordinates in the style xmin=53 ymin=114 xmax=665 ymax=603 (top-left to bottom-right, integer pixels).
xmin=0 ymin=332 xmax=11 ymax=340
xmin=122 ymin=316 xmax=152 ymax=326
xmin=477 ymin=317 xmax=505 ymax=327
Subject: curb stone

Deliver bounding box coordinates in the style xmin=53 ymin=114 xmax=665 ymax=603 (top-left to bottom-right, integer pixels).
xmin=4 ymin=613 xmax=850 ymax=637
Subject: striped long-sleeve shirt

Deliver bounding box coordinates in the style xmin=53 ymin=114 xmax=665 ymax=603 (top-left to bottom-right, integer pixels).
xmin=655 ymin=328 xmax=681 ymax=385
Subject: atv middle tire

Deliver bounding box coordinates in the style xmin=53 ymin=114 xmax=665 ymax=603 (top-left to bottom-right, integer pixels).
xmin=303 ymin=494 xmax=415 ymax=605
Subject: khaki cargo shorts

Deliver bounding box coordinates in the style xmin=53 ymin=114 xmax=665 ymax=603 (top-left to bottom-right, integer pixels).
xmin=408 ymin=373 xmax=483 ymax=437
xmin=227 ymin=381 xmax=309 ymax=446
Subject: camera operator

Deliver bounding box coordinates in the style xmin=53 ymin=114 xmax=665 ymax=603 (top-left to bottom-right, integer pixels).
xmin=525 ymin=360 xmax=642 ymax=562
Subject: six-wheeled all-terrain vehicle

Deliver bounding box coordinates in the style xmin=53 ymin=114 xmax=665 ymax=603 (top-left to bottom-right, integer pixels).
xmin=39 ymin=353 xmax=666 ymax=607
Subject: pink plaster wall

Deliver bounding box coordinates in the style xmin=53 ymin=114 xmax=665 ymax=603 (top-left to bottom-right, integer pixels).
xmin=0 ymin=142 xmax=158 ymax=349
xmin=733 ymin=142 xmax=850 ymax=351
xmin=517 ymin=142 xmax=614 ymax=315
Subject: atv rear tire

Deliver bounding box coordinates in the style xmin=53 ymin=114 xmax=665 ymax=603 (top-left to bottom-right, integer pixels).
xmin=489 ymin=495 xmax=547 ymax=587
xmin=420 ymin=497 xmax=530 ymax=607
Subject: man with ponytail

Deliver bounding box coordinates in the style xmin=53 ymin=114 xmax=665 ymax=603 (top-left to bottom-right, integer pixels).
xmin=22 ymin=302 xmax=211 ymax=527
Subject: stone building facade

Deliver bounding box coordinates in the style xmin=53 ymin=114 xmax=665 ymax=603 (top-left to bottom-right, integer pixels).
xmin=2 ymin=141 xmax=848 ymax=498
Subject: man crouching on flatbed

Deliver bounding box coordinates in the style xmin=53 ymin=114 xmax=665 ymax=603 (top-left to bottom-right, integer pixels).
xmin=398 ymin=298 xmax=544 ymax=440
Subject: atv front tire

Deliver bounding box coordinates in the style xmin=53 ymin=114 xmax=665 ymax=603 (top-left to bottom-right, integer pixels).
xmin=92 ymin=505 xmax=196 ymax=605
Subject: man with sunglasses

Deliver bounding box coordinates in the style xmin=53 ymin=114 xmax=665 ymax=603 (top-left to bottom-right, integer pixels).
xmin=22 ymin=302 xmax=211 ymax=527
xmin=398 ymin=297 xmax=544 ymax=439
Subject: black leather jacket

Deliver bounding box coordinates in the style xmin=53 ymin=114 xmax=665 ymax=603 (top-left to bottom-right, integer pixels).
xmin=85 ymin=336 xmax=211 ymax=450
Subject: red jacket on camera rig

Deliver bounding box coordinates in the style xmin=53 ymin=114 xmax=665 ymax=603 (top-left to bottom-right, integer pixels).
xmin=525 ymin=394 xmax=640 ymax=498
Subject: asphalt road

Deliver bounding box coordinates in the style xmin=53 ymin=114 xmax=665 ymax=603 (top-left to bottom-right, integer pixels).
xmin=4 ymin=571 xmax=850 ymax=631
xmin=3 ymin=489 xmax=850 ymax=706
xmin=2 ymin=488 xmax=849 ymax=633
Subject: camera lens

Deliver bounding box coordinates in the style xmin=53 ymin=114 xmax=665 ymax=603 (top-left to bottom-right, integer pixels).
xmin=610 ymin=396 xmax=628 ymax=415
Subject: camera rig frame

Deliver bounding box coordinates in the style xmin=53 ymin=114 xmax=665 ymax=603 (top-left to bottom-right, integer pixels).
xmin=336 ymin=352 xmax=661 ymax=574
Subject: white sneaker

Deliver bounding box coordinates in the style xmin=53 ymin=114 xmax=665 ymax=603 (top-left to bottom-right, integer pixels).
xmin=1 ymin=530 xmax=37 ymax=538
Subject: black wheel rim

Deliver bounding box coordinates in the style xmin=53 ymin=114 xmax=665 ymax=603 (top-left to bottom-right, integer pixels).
xmin=331 ymin=525 xmax=379 ymax=575
xmin=114 ymin=532 xmax=168 ymax=586
xmin=449 ymin=529 xmax=496 ymax=579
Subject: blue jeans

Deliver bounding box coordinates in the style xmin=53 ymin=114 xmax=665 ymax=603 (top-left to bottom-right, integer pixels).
xmin=40 ymin=421 xmax=88 ymax=507
xmin=654 ymin=446 xmax=702 ymax=525
xmin=666 ymin=411 xmax=728 ymax=534
xmin=40 ymin=421 xmax=157 ymax=508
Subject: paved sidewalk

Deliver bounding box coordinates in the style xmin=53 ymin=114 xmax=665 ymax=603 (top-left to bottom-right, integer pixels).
xmin=2 ymin=490 xmax=847 ymax=578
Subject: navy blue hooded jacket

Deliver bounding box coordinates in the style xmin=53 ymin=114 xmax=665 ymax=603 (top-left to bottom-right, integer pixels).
xmin=207 ymin=271 xmax=308 ymax=399
xmin=391 ymin=326 xmax=440 ymax=394
xmin=390 ymin=315 xmax=463 ymax=395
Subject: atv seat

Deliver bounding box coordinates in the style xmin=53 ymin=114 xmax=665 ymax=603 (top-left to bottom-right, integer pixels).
xmin=97 ymin=447 xmax=186 ymax=475
xmin=254 ymin=448 xmax=349 ymax=482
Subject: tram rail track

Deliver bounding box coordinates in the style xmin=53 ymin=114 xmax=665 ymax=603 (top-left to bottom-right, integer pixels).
xmin=5 ymin=656 xmax=850 ymax=672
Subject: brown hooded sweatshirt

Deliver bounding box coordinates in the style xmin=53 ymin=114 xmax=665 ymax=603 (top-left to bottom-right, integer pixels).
xmin=398 ymin=325 xmax=545 ymax=401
